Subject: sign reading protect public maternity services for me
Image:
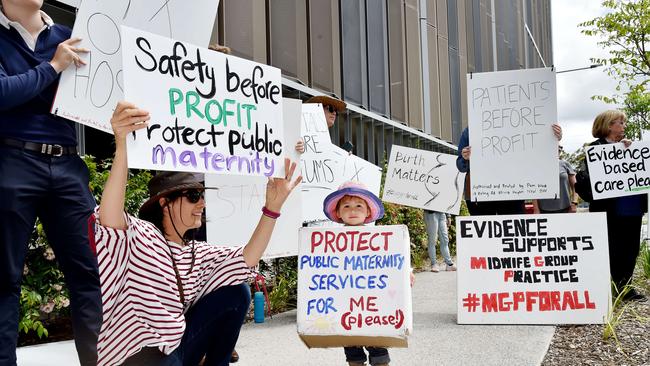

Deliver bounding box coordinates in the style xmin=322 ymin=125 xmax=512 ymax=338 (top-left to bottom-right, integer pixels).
xmin=467 ymin=67 xmax=559 ymax=201
xmin=52 ymin=0 xmax=220 ymax=133
xmin=121 ymin=26 xmax=285 ymax=177
xmin=586 ymin=140 xmax=650 ymax=200
xmin=457 ymin=213 xmax=610 ymax=324
xmin=297 ymin=226 xmax=412 ymax=348
xmin=382 ymin=145 xmax=466 ymax=215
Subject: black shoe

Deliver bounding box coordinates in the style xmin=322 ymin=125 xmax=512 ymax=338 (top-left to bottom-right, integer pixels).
xmin=230 ymin=349 xmax=239 ymax=363
xmin=622 ymin=289 xmax=646 ymax=301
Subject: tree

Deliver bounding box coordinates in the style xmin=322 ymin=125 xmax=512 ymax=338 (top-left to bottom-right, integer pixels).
xmin=580 ymin=0 xmax=650 ymax=136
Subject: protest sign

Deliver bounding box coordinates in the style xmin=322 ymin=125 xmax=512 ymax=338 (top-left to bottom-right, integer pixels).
xmin=457 ymin=213 xmax=610 ymax=324
xmin=467 ymin=67 xmax=558 ymax=201
xmin=52 ymin=0 xmax=220 ymax=132
xmin=586 ymin=140 xmax=650 ymax=200
xmin=205 ymin=99 xmax=303 ymax=258
xmin=297 ymin=225 xmax=412 ymax=348
xmin=299 ymin=104 xmax=381 ymax=222
xmin=382 ymin=145 xmax=465 ymax=214
xmin=120 ymin=26 xmax=284 ymax=177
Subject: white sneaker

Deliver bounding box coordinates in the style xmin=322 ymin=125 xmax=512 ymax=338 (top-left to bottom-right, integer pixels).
xmin=446 ymin=264 xmax=457 ymax=271
xmin=431 ymin=264 xmax=440 ymax=272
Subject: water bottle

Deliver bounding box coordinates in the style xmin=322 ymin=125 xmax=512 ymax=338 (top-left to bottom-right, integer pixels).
xmin=254 ymin=291 xmax=265 ymax=323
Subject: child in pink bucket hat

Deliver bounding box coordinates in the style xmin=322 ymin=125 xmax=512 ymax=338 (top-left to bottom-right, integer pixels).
xmin=323 ymin=181 xmax=385 ymax=224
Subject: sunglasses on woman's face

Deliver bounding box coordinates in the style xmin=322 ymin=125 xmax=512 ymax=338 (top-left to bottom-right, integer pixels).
xmin=181 ymin=189 xmax=204 ymax=203
xmin=324 ymin=105 xmax=337 ymax=114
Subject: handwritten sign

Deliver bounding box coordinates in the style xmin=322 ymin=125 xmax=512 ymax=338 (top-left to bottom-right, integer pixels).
xmin=297 ymin=225 xmax=412 ymax=348
xmin=467 ymin=67 xmax=558 ymax=201
xmin=586 ymin=141 xmax=650 ymax=200
xmin=299 ymin=104 xmax=382 ymax=222
xmin=382 ymin=145 xmax=465 ymax=214
xmin=457 ymin=213 xmax=610 ymax=324
xmin=52 ymin=0 xmax=220 ymax=132
xmin=121 ymin=26 xmax=284 ymax=177
xmin=204 ymin=99 xmax=303 ymax=258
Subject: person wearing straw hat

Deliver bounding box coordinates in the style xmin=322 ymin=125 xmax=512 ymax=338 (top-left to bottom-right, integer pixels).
xmin=323 ymin=181 xmax=413 ymax=366
xmin=92 ymin=101 xmax=302 ymax=366
xmin=295 ymin=95 xmax=348 ymax=153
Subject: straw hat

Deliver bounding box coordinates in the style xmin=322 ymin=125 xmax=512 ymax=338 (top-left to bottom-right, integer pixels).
xmin=305 ymin=95 xmax=347 ymax=113
xmin=323 ymin=181 xmax=384 ymax=224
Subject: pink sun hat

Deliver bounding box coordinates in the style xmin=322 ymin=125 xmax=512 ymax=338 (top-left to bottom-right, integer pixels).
xmin=323 ymin=181 xmax=384 ymax=224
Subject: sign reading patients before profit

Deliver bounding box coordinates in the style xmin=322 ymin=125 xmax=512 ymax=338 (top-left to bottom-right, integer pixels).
xmin=52 ymin=0 xmax=220 ymax=133
xmin=467 ymin=67 xmax=559 ymax=201
xmin=297 ymin=226 xmax=413 ymax=348
xmin=457 ymin=213 xmax=610 ymax=324
xmin=586 ymin=140 xmax=650 ymax=200
xmin=383 ymin=145 xmax=465 ymax=215
xmin=121 ymin=26 xmax=285 ymax=177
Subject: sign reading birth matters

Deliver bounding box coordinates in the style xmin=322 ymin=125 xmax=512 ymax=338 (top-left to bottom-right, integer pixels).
xmin=467 ymin=67 xmax=558 ymax=201
xmin=52 ymin=0 xmax=220 ymax=132
xmin=456 ymin=213 xmax=610 ymax=324
xmin=586 ymin=140 xmax=650 ymax=200
xmin=382 ymin=145 xmax=465 ymax=215
xmin=297 ymin=225 xmax=412 ymax=348
xmin=121 ymin=26 xmax=284 ymax=177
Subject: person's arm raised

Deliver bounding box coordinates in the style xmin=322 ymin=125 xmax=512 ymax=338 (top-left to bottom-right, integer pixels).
xmin=243 ymin=158 xmax=302 ymax=267
xmin=98 ymin=101 xmax=149 ymax=229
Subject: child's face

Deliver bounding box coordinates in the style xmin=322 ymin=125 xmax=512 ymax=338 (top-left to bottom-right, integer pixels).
xmin=336 ymin=196 xmax=369 ymax=226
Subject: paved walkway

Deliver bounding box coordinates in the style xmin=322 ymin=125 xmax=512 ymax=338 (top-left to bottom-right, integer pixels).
xmin=17 ymin=271 xmax=555 ymax=366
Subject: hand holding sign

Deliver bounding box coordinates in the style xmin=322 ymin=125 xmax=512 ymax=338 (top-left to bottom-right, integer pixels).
xmin=110 ymin=101 xmax=150 ymax=143
xmin=49 ymin=38 xmax=89 ymax=72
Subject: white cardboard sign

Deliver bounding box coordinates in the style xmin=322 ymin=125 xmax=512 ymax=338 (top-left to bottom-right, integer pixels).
xmin=297 ymin=225 xmax=412 ymax=348
xmin=586 ymin=140 xmax=650 ymax=199
xmin=467 ymin=67 xmax=558 ymax=201
xmin=204 ymin=99 xmax=303 ymax=258
xmin=457 ymin=213 xmax=610 ymax=324
xmin=299 ymin=104 xmax=381 ymax=223
xmin=52 ymin=0 xmax=220 ymax=132
xmin=382 ymin=145 xmax=465 ymax=214
xmin=121 ymin=26 xmax=285 ymax=177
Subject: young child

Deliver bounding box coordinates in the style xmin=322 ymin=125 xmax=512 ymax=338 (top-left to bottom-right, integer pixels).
xmin=323 ymin=181 xmax=413 ymax=366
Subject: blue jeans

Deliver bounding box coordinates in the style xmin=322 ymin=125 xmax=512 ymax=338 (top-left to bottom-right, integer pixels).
xmin=344 ymin=346 xmax=390 ymax=365
xmin=0 ymin=146 xmax=101 ymax=366
xmin=122 ymin=283 xmax=251 ymax=366
xmin=424 ymin=211 xmax=453 ymax=265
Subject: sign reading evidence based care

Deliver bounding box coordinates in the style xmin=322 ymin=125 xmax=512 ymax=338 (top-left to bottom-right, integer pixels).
xmin=586 ymin=140 xmax=650 ymax=200
xmin=457 ymin=213 xmax=610 ymax=324
xmin=298 ymin=226 xmax=412 ymax=348
xmin=121 ymin=26 xmax=284 ymax=177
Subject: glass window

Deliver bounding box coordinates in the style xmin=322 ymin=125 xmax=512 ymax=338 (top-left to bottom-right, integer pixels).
xmin=221 ymin=0 xmax=267 ymax=63
xmin=341 ymin=0 xmax=367 ymax=107
xmin=309 ymin=0 xmax=340 ymax=94
xmin=387 ymin=0 xmax=407 ymax=122
xmin=366 ymin=0 xmax=389 ymax=116
xmin=269 ymin=0 xmax=308 ymax=82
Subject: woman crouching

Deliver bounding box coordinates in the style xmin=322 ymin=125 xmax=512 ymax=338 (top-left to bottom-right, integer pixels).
xmin=94 ymin=101 xmax=301 ymax=365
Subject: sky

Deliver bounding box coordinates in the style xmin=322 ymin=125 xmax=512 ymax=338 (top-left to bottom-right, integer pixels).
xmin=551 ymin=0 xmax=620 ymax=153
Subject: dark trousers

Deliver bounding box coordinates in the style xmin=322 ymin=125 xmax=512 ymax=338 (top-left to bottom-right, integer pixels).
xmin=607 ymin=214 xmax=642 ymax=290
xmin=122 ymin=283 xmax=251 ymax=366
xmin=466 ymin=200 xmax=525 ymax=216
xmin=344 ymin=346 xmax=390 ymax=365
xmin=0 ymin=146 xmax=101 ymax=366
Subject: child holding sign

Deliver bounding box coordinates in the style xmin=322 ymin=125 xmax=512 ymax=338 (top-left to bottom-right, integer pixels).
xmin=323 ymin=181 xmax=414 ymax=366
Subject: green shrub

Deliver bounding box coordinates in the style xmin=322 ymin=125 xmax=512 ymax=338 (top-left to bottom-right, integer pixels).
xmin=259 ymin=257 xmax=298 ymax=314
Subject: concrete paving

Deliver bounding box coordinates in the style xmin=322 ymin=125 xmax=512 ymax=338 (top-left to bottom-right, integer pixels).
xmin=17 ymin=271 xmax=555 ymax=366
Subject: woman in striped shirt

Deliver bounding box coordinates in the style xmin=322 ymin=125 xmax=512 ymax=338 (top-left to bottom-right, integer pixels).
xmin=94 ymin=101 xmax=302 ymax=365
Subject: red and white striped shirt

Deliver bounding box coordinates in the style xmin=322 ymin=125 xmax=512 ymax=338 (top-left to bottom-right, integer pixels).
xmin=93 ymin=208 xmax=252 ymax=366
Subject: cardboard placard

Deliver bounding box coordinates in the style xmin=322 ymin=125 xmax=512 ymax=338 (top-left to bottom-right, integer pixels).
xmin=467 ymin=67 xmax=558 ymax=201
xmin=456 ymin=213 xmax=610 ymax=324
xmin=297 ymin=225 xmax=412 ymax=348
xmin=204 ymin=99 xmax=303 ymax=258
xmin=382 ymin=145 xmax=466 ymax=214
xmin=586 ymin=140 xmax=650 ymax=199
xmin=52 ymin=0 xmax=220 ymax=132
xmin=120 ymin=26 xmax=284 ymax=177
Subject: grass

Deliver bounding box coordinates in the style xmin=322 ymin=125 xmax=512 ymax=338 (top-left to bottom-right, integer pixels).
xmin=603 ymin=282 xmax=632 ymax=342
xmin=639 ymin=241 xmax=650 ymax=280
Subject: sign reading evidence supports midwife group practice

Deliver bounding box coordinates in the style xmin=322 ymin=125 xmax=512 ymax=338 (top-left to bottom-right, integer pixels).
xmin=586 ymin=140 xmax=650 ymax=200
xmin=53 ymin=0 xmax=220 ymax=133
xmin=121 ymin=26 xmax=284 ymax=177
xmin=298 ymin=226 xmax=412 ymax=348
xmin=467 ymin=67 xmax=558 ymax=201
xmin=457 ymin=213 xmax=610 ymax=324
xmin=382 ymin=145 xmax=465 ymax=215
